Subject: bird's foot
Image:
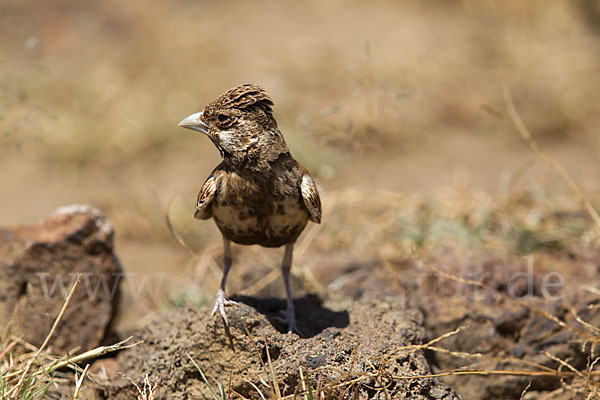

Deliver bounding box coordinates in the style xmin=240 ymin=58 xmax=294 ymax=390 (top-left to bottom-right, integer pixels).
xmin=279 ymin=309 xmax=303 ymax=337
xmin=210 ymin=289 xmax=237 ymax=325
xmin=287 ymin=320 xmax=302 ymax=336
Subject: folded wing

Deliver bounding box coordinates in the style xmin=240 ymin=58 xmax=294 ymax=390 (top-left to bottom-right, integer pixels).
xmin=194 ymin=174 xmax=217 ymax=220
xmin=301 ymin=174 xmax=322 ymax=224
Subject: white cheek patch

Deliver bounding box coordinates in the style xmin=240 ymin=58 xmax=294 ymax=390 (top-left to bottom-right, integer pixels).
xmin=217 ymin=129 xmax=237 ymax=148
xmin=217 ymin=128 xmax=258 ymax=151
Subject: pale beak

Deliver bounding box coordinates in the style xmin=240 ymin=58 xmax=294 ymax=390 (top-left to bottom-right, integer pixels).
xmin=178 ymin=111 xmax=208 ymax=134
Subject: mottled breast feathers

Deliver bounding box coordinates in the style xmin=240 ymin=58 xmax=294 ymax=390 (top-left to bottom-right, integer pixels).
xmin=194 ymin=165 xmax=322 ymax=227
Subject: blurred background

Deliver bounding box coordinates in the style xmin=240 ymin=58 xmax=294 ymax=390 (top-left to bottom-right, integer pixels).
xmin=1 ymin=0 xmax=600 ymax=331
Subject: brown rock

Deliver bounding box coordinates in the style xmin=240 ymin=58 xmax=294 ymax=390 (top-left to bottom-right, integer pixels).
xmin=107 ymin=292 xmax=459 ymax=400
xmin=0 ymin=205 xmax=122 ymax=354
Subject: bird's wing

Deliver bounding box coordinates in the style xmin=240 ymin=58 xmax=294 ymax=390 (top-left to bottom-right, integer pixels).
xmin=194 ymin=173 xmax=217 ymax=220
xmin=301 ymin=174 xmax=322 ymax=224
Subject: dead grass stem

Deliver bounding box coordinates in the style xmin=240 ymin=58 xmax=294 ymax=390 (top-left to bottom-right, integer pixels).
xmin=0 ymin=277 xmax=139 ymax=399
xmin=502 ymin=85 xmax=600 ymax=237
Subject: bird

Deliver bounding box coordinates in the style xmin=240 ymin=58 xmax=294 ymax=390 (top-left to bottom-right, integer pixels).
xmin=178 ymin=84 xmax=322 ymax=334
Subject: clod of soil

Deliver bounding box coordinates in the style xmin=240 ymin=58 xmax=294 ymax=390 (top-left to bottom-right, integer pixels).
xmin=107 ymin=292 xmax=459 ymax=399
xmin=0 ymin=204 xmax=122 ymax=353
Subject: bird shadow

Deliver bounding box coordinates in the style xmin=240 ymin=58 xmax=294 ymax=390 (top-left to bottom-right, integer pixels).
xmin=231 ymin=293 xmax=349 ymax=338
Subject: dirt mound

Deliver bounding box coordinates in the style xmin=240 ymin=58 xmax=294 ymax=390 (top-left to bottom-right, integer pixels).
xmin=107 ymin=292 xmax=458 ymax=399
xmin=96 ymin=244 xmax=600 ymax=399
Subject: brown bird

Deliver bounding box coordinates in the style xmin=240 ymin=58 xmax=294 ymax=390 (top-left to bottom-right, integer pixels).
xmin=178 ymin=84 xmax=321 ymax=334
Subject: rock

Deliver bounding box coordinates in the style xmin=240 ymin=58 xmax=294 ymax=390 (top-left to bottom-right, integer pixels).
xmin=0 ymin=205 xmax=122 ymax=354
xmin=107 ymin=292 xmax=459 ymax=400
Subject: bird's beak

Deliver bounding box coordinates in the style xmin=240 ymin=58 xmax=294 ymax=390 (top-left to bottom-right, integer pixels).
xmin=178 ymin=111 xmax=208 ymax=134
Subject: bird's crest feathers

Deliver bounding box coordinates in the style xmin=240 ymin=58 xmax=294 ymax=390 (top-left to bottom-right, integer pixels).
xmin=205 ymin=84 xmax=274 ymax=115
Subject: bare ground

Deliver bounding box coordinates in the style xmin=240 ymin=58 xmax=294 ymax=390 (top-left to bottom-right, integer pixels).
xmin=2 ymin=1 xmax=600 ymax=398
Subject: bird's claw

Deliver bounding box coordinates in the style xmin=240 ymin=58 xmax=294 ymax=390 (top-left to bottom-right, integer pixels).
xmin=287 ymin=320 xmax=303 ymax=336
xmin=276 ymin=309 xmax=303 ymax=336
xmin=287 ymin=319 xmax=305 ymax=337
xmin=210 ymin=289 xmax=237 ymax=325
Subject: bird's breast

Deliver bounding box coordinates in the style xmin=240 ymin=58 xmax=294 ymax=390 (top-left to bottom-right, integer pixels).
xmin=211 ymin=182 xmax=309 ymax=247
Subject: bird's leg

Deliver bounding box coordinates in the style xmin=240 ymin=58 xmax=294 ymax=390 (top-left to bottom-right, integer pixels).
xmin=281 ymin=243 xmax=300 ymax=334
xmin=210 ymin=237 xmax=237 ymax=324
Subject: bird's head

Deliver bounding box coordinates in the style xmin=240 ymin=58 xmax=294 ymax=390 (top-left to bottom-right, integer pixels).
xmin=178 ymin=84 xmax=289 ymax=168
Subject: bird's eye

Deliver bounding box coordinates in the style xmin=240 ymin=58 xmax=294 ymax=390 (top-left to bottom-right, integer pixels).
xmin=217 ymin=114 xmax=229 ymax=123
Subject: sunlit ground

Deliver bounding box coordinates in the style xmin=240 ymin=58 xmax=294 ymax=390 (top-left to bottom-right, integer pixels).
xmin=1 ymin=0 xmax=600 ymax=331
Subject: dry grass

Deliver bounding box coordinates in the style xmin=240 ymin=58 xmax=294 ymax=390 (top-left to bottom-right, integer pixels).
xmin=124 ymin=374 xmax=158 ymax=400
xmin=2 ymin=1 xmax=600 ymax=169
xmin=0 ymin=278 xmax=139 ymax=400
